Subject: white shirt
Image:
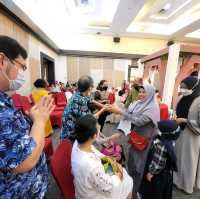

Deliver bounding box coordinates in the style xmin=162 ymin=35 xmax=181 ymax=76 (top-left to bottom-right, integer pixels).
xmin=71 ymin=141 xmax=133 ymax=199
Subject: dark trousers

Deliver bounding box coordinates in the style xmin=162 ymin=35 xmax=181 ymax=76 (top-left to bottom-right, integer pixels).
xmin=140 ymin=170 xmax=173 ymax=199
xmin=98 ymin=111 xmax=110 ymax=131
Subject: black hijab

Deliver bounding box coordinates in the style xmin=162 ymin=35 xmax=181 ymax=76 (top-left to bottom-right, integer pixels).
xmin=176 ymin=76 xmax=200 ymax=129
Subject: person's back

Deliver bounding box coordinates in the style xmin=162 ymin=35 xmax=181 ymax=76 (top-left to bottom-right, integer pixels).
xmin=71 ymin=115 xmax=133 ymax=199
xmin=32 ymin=79 xmax=49 ymax=103
xmin=72 ymin=141 xmax=114 ymax=199
xmin=61 ymin=76 xmax=110 ymax=141
xmin=60 ymin=91 xmax=91 ymax=140
xmin=32 ymin=88 xmax=48 ymax=102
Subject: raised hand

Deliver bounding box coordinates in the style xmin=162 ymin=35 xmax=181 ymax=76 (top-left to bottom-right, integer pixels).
xmin=29 ymin=96 xmax=55 ymax=123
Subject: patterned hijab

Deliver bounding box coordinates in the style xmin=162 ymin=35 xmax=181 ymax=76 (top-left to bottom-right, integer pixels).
xmin=128 ymin=85 xmax=160 ymax=126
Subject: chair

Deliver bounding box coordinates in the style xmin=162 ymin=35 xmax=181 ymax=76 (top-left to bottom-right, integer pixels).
xmin=50 ymin=111 xmax=63 ymax=128
xmin=20 ymin=96 xmax=32 ymax=113
xmin=11 ymin=93 xmax=22 ymax=110
xmin=52 ymin=92 xmax=65 ymax=112
xmin=44 ymin=138 xmax=54 ymax=162
xmin=51 ymin=140 xmax=75 ymax=199
xmin=160 ymin=103 xmax=169 ymax=120
xmin=55 ymin=92 xmax=67 ymax=107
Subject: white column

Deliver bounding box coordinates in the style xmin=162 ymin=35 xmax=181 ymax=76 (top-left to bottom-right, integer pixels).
xmin=137 ymin=59 xmax=144 ymax=78
xmin=162 ymin=44 xmax=180 ymax=107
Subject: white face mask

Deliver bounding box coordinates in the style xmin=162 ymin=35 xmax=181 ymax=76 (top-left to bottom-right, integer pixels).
xmin=180 ymin=88 xmax=193 ymax=96
xmin=3 ymin=69 xmax=26 ymax=91
xmin=10 ymin=71 xmax=26 ymax=90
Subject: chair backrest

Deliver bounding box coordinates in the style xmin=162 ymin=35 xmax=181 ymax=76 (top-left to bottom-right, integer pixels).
xmin=11 ymin=93 xmax=22 ymax=110
xmin=160 ymin=103 xmax=169 ymax=120
xmin=20 ymin=96 xmax=32 ymax=113
xmin=56 ymin=92 xmax=67 ymax=106
xmin=50 ymin=140 xmax=75 ymax=199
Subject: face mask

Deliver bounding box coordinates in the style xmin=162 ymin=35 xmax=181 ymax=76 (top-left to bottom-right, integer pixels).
xmin=3 ymin=69 xmax=26 ymax=91
xmin=180 ymin=88 xmax=193 ymax=96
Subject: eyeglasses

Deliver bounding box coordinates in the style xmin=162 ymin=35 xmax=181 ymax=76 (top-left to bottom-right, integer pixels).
xmin=11 ymin=59 xmax=27 ymax=71
xmin=3 ymin=54 xmax=27 ymax=71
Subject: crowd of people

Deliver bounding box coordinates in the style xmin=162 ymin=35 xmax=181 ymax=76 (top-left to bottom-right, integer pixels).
xmin=0 ymin=35 xmax=200 ymax=199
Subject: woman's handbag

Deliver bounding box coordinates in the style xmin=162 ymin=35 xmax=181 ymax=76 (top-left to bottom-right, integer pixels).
xmin=128 ymin=129 xmax=154 ymax=151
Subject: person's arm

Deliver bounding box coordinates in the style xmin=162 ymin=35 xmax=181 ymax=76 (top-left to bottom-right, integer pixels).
xmin=94 ymin=107 xmax=106 ymax=119
xmin=122 ymin=113 xmax=151 ymax=127
xmin=92 ymin=100 xmax=104 ymax=109
xmin=14 ymin=96 xmax=55 ymax=173
xmin=107 ymin=105 xmax=152 ymax=127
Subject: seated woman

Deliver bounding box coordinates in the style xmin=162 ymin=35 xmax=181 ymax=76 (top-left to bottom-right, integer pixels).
xmin=32 ymin=78 xmax=53 ymax=137
xmin=60 ymin=76 xmax=108 ymax=141
xmin=71 ymin=114 xmax=133 ymax=199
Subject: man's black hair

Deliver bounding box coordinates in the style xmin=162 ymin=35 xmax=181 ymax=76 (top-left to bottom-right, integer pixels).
xmin=74 ymin=114 xmax=97 ymax=144
xmin=0 ymin=36 xmax=27 ymax=60
xmin=34 ymin=79 xmax=47 ymax=88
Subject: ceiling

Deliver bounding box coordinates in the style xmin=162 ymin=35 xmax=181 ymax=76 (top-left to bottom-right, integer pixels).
xmin=1 ymin=0 xmax=200 ymax=48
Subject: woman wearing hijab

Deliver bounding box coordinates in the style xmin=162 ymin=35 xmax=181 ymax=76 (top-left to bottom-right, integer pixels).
xmin=173 ymin=76 xmax=200 ymax=194
xmin=108 ymin=85 xmax=160 ymax=199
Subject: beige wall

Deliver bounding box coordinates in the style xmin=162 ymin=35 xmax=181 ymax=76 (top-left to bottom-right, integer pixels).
xmin=67 ymin=56 xmax=131 ymax=88
xmin=58 ymin=33 xmax=168 ymax=55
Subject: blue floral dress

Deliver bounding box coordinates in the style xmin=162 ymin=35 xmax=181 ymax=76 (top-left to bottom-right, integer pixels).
xmin=60 ymin=92 xmax=91 ymax=140
xmin=0 ymin=91 xmax=48 ymax=199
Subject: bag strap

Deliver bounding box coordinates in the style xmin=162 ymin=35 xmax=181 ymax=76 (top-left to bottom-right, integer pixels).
xmin=149 ymin=127 xmax=156 ymax=139
xmin=131 ymin=127 xmax=155 ymax=138
xmin=150 ymin=127 xmax=155 ymax=136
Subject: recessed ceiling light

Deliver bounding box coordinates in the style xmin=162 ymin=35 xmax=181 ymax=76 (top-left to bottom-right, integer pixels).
xmin=163 ymin=3 xmax=171 ymax=11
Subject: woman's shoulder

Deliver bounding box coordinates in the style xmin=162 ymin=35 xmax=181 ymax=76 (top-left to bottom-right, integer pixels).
xmin=72 ymin=145 xmax=100 ymax=172
xmin=194 ymin=96 xmax=200 ymax=102
xmin=190 ymin=96 xmax=200 ymax=107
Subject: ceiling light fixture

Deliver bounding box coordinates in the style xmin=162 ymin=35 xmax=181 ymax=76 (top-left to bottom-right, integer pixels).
xmin=163 ymin=3 xmax=171 ymax=11
xmin=151 ymin=0 xmax=192 ymax=19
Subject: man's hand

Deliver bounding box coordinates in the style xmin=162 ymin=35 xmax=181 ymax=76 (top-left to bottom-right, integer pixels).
xmin=176 ymin=118 xmax=187 ymax=124
xmin=29 ymin=96 xmax=55 ymax=123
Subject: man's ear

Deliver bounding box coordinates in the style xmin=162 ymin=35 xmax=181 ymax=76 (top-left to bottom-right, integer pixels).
xmin=92 ymin=132 xmax=98 ymax=140
xmin=0 ymin=53 xmax=5 ymax=69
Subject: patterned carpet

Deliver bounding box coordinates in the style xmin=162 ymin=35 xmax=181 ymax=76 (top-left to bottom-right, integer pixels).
xmin=45 ymin=124 xmax=200 ymax=199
